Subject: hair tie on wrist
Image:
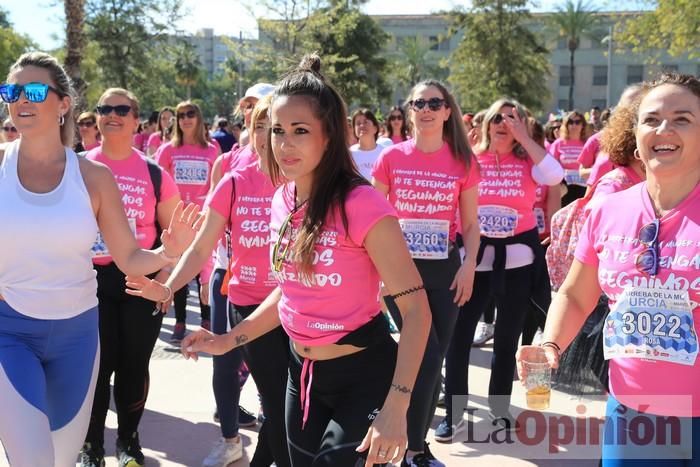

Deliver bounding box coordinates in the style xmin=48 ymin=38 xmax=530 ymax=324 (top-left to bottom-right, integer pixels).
xmin=540 ymin=341 xmax=561 ymax=354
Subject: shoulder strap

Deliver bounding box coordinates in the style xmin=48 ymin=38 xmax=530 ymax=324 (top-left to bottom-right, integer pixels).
xmin=145 ymin=158 xmax=162 ymax=204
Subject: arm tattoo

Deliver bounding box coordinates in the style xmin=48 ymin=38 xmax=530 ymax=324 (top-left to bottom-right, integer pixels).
xmin=391 ymin=383 xmax=412 ymax=395
xmin=234 ymin=334 xmax=249 ymax=347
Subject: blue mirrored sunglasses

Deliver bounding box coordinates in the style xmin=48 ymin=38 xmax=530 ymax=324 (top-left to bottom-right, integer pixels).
xmin=0 ymin=82 xmax=62 ymax=104
xmin=635 ymin=218 xmax=660 ymax=276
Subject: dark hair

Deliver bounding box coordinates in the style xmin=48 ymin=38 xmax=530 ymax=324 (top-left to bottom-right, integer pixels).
xmin=8 ymin=52 xmax=75 ymax=146
xmin=148 ymin=110 xmax=159 ymax=126
xmin=351 ymin=108 xmax=380 ymax=141
xmin=406 ymin=80 xmax=474 ymax=170
xmin=157 ymin=106 xmax=174 ymax=140
xmin=543 ymin=121 xmax=560 ymax=144
xmin=267 ymin=54 xmax=365 ymax=280
xmin=528 ymin=117 xmax=545 ymax=148
xmin=386 ymin=105 xmax=409 ymax=141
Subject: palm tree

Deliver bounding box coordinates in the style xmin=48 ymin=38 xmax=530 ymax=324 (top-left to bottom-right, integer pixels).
xmin=64 ymin=0 xmax=87 ymax=111
xmin=174 ymin=42 xmax=202 ymax=100
xmin=549 ymin=0 xmax=598 ymax=110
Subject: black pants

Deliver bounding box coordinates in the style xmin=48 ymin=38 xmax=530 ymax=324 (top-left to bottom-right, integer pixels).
xmin=173 ymin=273 xmax=210 ymax=323
xmin=562 ymin=184 xmax=586 ymax=207
xmin=86 ymin=263 xmax=163 ymax=446
xmin=286 ymin=336 xmax=397 ymax=467
xmin=444 ymin=265 xmax=533 ymax=417
xmin=385 ymin=247 xmax=460 ymax=452
xmin=232 ymin=303 xmax=291 ymax=467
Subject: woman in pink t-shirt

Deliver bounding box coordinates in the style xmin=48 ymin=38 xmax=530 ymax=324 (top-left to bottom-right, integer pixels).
xmin=155 ymin=101 xmax=219 ymax=340
xmin=372 ymin=79 xmax=480 ymax=465
xmin=146 ymin=106 xmax=174 ymax=157
xmin=146 ymin=54 xmax=431 ymax=467
xmin=81 ymin=87 xmax=182 ymax=466
xmin=550 ymin=110 xmax=590 ymax=205
xmin=518 ymin=73 xmax=700 ymax=465
xmin=387 ymin=105 xmax=410 ymax=144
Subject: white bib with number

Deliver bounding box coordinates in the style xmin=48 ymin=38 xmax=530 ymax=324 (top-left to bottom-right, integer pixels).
xmin=603 ymin=287 xmax=698 ymax=366
xmin=91 ymin=218 xmax=137 ymax=258
xmin=399 ymin=219 xmax=450 ymax=260
xmin=564 ymin=169 xmax=586 ymax=187
xmin=478 ymin=205 xmax=518 ymax=238
xmin=174 ymin=160 xmax=209 ymax=185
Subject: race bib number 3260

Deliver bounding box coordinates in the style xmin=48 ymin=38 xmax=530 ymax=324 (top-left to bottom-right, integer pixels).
xmin=399 ymin=219 xmax=450 ymax=260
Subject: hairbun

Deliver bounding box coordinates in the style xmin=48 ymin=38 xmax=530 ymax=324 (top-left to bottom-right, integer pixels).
xmin=298 ymin=54 xmax=321 ymax=74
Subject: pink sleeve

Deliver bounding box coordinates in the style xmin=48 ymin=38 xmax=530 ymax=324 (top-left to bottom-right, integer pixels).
xmin=346 ymin=186 xmax=397 ymax=246
xmin=587 ymin=156 xmax=614 ymax=186
xmin=460 ymin=159 xmax=481 ymax=191
xmin=577 ymin=136 xmax=600 ymax=168
xmin=159 ymin=168 xmax=179 ymax=203
xmin=147 ymin=132 xmax=161 ymax=150
xmin=211 ymin=138 xmax=221 ymax=153
xmin=205 ymin=173 xmax=235 ymax=219
xmin=154 ymin=145 xmax=170 ymax=172
xmin=574 ymin=209 xmax=600 ymax=266
xmin=549 ymin=139 xmax=562 ymax=161
xmin=370 ymin=149 xmax=391 ymax=186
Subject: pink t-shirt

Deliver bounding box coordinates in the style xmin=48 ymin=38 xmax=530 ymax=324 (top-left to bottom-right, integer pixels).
xmin=206 ymin=163 xmax=277 ymax=305
xmin=133 ymin=133 xmax=149 ymax=154
xmin=551 ymin=138 xmax=586 ymax=186
xmin=147 ymin=133 xmax=164 ymax=152
xmin=477 ymin=151 xmax=538 ymax=237
xmin=87 ymin=148 xmax=179 ymax=265
xmin=577 ymin=132 xmax=601 ymax=168
xmin=533 ymin=184 xmax=550 ymax=238
xmin=270 ymin=183 xmax=397 ymax=346
xmin=391 ymin=135 xmax=406 ymax=145
xmin=371 ymin=140 xmax=479 ymax=243
xmin=575 ymin=182 xmax=700 ymax=416
xmin=587 ymin=153 xmax=615 ymax=186
xmin=155 ymin=142 xmax=218 ymax=206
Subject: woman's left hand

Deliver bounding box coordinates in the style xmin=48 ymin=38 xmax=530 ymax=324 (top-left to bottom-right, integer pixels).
xmin=160 ymin=201 xmax=203 ymax=257
xmin=356 ymin=404 xmax=408 ymax=467
xmin=450 ymin=261 xmax=475 ymax=306
xmin=502 ymin=106 xmax=530 ymax=145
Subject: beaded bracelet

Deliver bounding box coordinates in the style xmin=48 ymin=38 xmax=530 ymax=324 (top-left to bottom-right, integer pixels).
xmin=391 ymin=284 xmax=425 ymax=300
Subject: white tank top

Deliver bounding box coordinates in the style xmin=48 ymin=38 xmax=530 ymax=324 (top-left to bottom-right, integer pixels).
xmin=0 ymin=141 xmax=99 ymax=318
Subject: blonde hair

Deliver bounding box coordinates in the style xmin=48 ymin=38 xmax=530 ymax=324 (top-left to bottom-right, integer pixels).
xmin=477 ymin=98 xmax=531 ymax=158
xmin=171 ymin=101 xmax=208 ymax=148
xmin=559 ymin=110 xmax=590 ymax=142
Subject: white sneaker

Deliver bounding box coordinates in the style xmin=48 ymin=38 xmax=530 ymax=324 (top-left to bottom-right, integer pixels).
xmin=202 ymin=437 xmax=242 ymax=467
xmin=472 ymin=322 xmax=495 ymax=346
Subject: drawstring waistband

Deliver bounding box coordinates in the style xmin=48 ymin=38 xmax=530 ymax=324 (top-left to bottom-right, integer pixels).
xmin=299 ymin=358 xmax=315 ymax=430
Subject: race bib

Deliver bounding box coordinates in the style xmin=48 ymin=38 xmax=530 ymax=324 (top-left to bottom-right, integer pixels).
xmin=399 ymin=219 xmax=449 ymax=260
xmin=478 ymin=205 xmax=518 ymax=238
xmin=603 ymin=287 xmax=698 ymax=366
xmin=564 ymin=169 xmax=586 ymax=187
xmin=91 ymin=218 xmax=137 ymax=258
xmin=534 ymin=207 xmax=546 ymax=235
xmin=174 ymin=160 xmax=209 ymax=185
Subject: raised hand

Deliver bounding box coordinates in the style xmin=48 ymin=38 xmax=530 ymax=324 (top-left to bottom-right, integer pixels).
xmin=160 ymin=201 xmax=204 ymax=258
xmin=502 ymin=106 xmax=530 ymax=145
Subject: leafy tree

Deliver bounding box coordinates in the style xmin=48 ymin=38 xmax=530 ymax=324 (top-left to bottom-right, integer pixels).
xmin=174 ymin=41 xmax=202 ymax=99
xmin=548 ymin=0 xmax=599 ymax=110
xmin=391 ymin=36 xmax=446 ymax=95
xmin=448 ymin=0 xmax=551 ymax=113
xmin=616 ymin=0 xmax=700 ymax=60
xmin=0 ymin=8 xmax=34 ymax=81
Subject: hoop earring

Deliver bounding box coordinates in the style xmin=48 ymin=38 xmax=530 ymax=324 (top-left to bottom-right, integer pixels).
xmin=58 ymin=114 xmax=65 ymax=126
xmin=633 ymin=148 xmax=641 ymax=160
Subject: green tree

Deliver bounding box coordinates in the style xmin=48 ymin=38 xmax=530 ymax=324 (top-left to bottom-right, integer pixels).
xmin=616 ymin=0 xmax=700 ymax=59
xmin=392 ymin=36 xmax=446 ymax=93
xmin=448 ymin=0 xmax=551 ymax=113
xmin=174 ymin=41 xmax=202 ymax=99
xmin=0 ymin=8 xmax=34 ymax=81
xmin=548 ymin=0 xmax=599 ymax=110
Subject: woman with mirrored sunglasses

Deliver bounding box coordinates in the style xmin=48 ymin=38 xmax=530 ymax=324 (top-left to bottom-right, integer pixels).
xmin=371 ymin=80 xmax=480 ymax=467
xmin=154 ymin=101 xmax=218 ymax=341
xmin=146 ymin=106 xmax=174 ymax=157
xmin=74 ymin=111 xmax=100 ymax=154
xmin=0 ymin=52 xmax=199 ymax=467
xmin=518 ymin=73 xmax=700 ymax=466
xmin=550 ymin=110 xmax=591 ymax=205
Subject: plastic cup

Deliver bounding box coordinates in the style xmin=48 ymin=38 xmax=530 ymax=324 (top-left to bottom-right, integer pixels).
xmin=523 ymin=348 xmax=552 ymax=410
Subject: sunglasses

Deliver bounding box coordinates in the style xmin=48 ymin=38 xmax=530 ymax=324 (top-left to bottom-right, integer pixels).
xmin=389 ymin=114 xmax=403 ymax=121
xmin=635 ymin=218 xmax=660 ymax=276
xmin=0 ymin=82 xmax=62 ymax=104
xmin=492 ymin=113 xmax=516 ymax=125
xmin=408 ymin=98 xmax=446 ymax=112
xmin=177 ymin=109 xmax=197 ymax=120
xmin=77 ymin=120 xmax=95 ymax=128
xmin=2 ymin=126 xmax=17 ymax=133
xmin=271 ymin=211 xmax=295 ymax=273
xmin=96 ymin=105 xmax=132 ymax=117
xmin=567 ymin=119 xmax=583 ymax=126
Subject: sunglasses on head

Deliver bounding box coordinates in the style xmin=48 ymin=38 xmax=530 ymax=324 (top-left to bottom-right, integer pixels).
xmin=635 ymin=218 xmax=660 ymax=276
xmin=96 ymin=105 xmax=132 ymax=117
xmin=177 ymin=109 xmax=197 ymax=120
xmin=0 ymin=82 xmax=62 ymax=104
xmin=408 ymin=97 xmax=446 ymax=112
xmin=2 ymin=125 xmax=17 ymax=133
xmin=389 ymin=114 xmax=403 ymax=121
xmin=77 ymin=120 xmax=95 ymax=128
xmin=567 ymin=119 xmax=583 ymax=126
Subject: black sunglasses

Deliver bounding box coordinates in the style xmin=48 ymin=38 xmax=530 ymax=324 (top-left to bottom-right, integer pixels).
xmin=2 ymin=126 xmax=17 ymax=133
xmin=78 ymin=120 xmax=95 ymax=128
xmin=492 ymin=113 xmax=516 ymax=125
xmin=567 ymin=119 xmax=583 ymax=126
xmin=178 ymin=109 xmax=197 ymax=120
xmin=408 ymin=97 xmax=446 ymax=112
xmin=635 ymin=219 xmax=660 ymax=276
xmin=96 ymin=105 xmax=132 ymax=117
xmin=388 ymin=114 xmax=403 ymax=121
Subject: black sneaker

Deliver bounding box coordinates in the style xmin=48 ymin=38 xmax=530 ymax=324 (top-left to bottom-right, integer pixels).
xmin=424 ymin=442 xmax=446 ymax=466
xmin=488 ymin=411 xmax=522 ymax=432
xmin=79 ymin=443 xmax=105 ymax=467
xmin=238 ymin=405 xmax=257 ymax=428
xmin=401 ymin=452 xmax=433 ymax=467
xmin=116 ymin=432 xmax=145 ymax=467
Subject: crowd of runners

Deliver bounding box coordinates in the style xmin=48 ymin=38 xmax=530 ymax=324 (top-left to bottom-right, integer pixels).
xmin=0 ymin=50 xmax=698 ymax=467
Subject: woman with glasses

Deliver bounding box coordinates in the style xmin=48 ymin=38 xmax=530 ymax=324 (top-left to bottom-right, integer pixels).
xmin=387 ymin=106 xmax=410 ymax=144
xmin=1 ymin=118 xmax=19 ymax=143
xmin=372 ymin=80 xmax=480 ymax=467
xmin=0 ymin=52 xmax=199 ymax=467
xmin=75 ymin=111 xmax=100 ymax=154
xmin=78 ymin=88 xmax=181 ymax=467
xmin=518 ymin=72 xmax=700 ymax=466
xmin=155 ymin=101 xmax=218 ymax=341
xmin=435 ymin=98 xmax=563 ymax=443
xmin=550 ymin=110 xmax=590 ymax=205
xmin=350 ymin=108 xmax=386 ymax=180
xmin=146 ymin=106 xmax=174 ymax=157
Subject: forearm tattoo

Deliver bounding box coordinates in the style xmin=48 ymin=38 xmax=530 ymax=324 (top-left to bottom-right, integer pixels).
xmin=234 ymin=334 xmax=249 ymax=347
xmin=391 ymin=383 xmax=412 ymax=395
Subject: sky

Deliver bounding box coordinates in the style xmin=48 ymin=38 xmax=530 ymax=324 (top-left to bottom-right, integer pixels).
xmin=5 ymin=0 xmax=639 ymax=51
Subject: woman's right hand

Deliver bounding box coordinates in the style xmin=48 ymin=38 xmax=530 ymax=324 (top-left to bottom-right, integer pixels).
xmin=181 ymin=329 xmax=230 ymax=360
xmin=515 ymin=345 xmax=559 ymax=384
xmin=125 ymin=275 xmax=169 ymax=305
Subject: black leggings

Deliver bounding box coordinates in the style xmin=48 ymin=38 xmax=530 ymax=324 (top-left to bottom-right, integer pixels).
xmin=86 ymin=263 xmax=163 ymax=446
xmin=173 ymin=274 xmax=210 ymax=323
xmin=444 ymin=265 xmax=533 ymax=417
xmin=385 ymin=248 xmax=460 ymax=452
xmin=232 ymin=303 xmax=291 ymax=467
xmin=286 ymin=336 xmax=397 ymax=467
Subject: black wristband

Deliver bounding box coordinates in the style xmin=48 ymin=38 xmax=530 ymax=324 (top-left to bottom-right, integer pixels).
xmin=391 ymin=284 xmax=425 ymax=300
xmin=540 ymin=341 xmax=561 ymax=353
